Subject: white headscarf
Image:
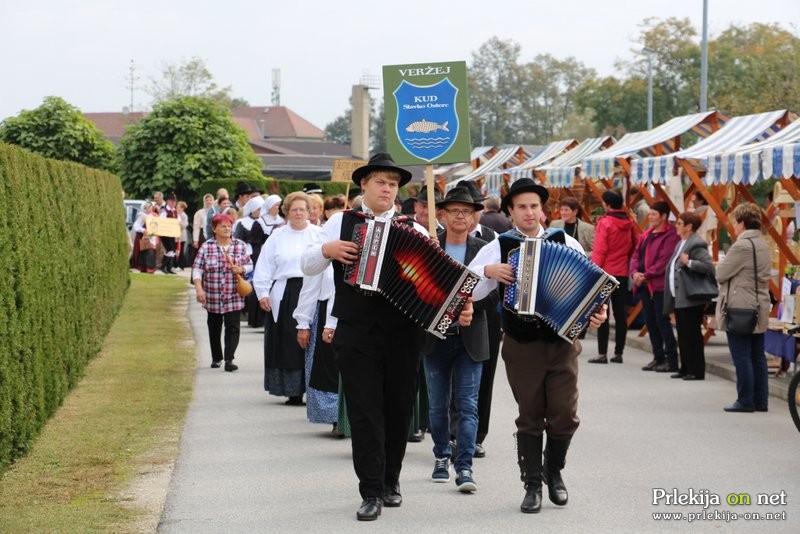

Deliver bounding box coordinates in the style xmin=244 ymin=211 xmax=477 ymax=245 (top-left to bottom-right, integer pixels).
xmin=263 ymin=194 xmax=282 ymax=212
xmin=243 ymin=195 xmax=265 ymax=218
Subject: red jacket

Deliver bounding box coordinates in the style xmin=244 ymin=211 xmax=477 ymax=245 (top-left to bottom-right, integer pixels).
xmin=629 ymin=223 xmax=680 ymax=294
xmin=592 ymin=210 xmax=636 ymax=276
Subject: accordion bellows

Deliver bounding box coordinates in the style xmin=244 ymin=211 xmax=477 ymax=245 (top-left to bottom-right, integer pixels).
xmin=344 ymin=217 xmax=479 ymax=339
xmin=504 ymin=230 xmax=619 ymax=342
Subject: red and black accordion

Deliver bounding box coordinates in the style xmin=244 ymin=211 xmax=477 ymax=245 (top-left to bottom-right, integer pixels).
xmin=503 ymin=229 xmax=619 ymax=342
xmin=344 ymin=217 xmax=479 ymax=339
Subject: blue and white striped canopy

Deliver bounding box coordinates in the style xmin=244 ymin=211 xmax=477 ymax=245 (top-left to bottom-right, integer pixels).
xmin=485 ymin=139 xmax=577 ymax=182
xmin=537 ymin=136 xmax=615 ymax=188
xmin=705 ymin=119 xmax=800 ymax=185
xmin=583 ymin=111 xmax=722 ymax=179
xmin=446 ymin=145 xmax=524 ymax=192
xmin=630 ymin=110 xmax=788 ymax=184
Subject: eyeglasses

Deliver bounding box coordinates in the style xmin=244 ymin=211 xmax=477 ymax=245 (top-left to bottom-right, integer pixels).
xmin=445 ymin=208 xmax=475 ymax=217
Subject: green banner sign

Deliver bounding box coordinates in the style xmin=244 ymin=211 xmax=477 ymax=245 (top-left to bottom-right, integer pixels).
xmin=383 ymin=61 xmax=471 ymax=166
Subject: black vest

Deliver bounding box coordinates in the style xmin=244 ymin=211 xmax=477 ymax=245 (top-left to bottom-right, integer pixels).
xmin=498 ymin=235 xmax=561 ymax=343
xmin=331 ymin=211 xmax=419 ymax=335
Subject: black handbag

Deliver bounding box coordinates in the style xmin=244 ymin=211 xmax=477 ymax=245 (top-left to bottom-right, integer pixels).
xmin=723 ymin=238 xmax=759 ymax=335
xmin=679 ymin=253 xmax=718 ymax=301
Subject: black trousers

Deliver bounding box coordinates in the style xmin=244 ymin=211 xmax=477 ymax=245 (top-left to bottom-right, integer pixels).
xmin=675 ymin=304 xmax=706 ymax=378
xmin=207 ymin=310 xmax=240 ymax=362
xmin=334 ymin=322 xmax=422 ymax=499
xmin=476 ymin=310 xmax=501 ymax=443
xmin=597 ymin=283 xmax=629 ymax=356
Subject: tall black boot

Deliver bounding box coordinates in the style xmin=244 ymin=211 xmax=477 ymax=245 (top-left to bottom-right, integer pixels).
xmin=543 ymin=436 xmax=571 ymax=506
xmin=516 ymin=432 xmax=543 ymax=514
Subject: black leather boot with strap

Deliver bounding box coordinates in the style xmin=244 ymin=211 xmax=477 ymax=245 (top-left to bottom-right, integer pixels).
xmin=542 ymin=436 xmax=571 ymax=506
xmin=516 ymin=432 xmax=543 ymax=513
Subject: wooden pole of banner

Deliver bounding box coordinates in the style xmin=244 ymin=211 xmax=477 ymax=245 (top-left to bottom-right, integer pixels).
xmin=345 ymin=182 xmax=351 ymax=208
xmin=425 ymin=165 xmax=437 ymax=237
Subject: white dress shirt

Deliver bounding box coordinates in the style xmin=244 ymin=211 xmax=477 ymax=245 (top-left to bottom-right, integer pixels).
xmin=468 ymin=226 xmax=584 ymax=301
xmin=292 ymin=265 xmax=338 ymax=331
xmin=254 ymin=224 xmax=320 ymax=321
xmin=301 ymin=205 xmax=428 ymax=277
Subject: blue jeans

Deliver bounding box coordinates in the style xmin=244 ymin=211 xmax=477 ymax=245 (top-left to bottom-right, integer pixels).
xmin=640 ymin=288 xmax=677 ymax=366
xmin=726 ymin=332 xmax=768 ymax=409
xmin=424 ymin=336 xmax=483 ymax=472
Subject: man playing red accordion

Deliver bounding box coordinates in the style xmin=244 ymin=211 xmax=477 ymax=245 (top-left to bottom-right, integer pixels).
xmin=301 ymin=153 xmax=473 ymax=522
xmin=468 ymin=177 xmax=607 ymax=515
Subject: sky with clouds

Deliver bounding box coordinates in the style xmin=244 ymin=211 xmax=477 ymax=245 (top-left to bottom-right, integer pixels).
xmin=1 ymin=0 xmax=797 ymax=129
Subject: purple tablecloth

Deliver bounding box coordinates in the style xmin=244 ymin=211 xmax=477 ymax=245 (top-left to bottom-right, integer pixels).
xmin=764 ymin=329 xmax=797 ymax=363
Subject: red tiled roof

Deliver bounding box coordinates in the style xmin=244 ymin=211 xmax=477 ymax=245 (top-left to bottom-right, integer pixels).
xmin=83 ymin=112 xmax=147 ymax=140
xmin=231 ymin=106 xmax=325 ymax=139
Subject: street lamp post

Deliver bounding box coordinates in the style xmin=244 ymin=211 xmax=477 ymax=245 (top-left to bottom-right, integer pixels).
xmin=643 ymin=47 xmax=655 ymax=130
xmin=700 ymin=0 xmax=709 ymax=112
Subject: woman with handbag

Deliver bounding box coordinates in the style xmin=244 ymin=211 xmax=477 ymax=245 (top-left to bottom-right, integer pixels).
xmin=715 ymin=203 xmax=772 ymax=413
xmin=663 ymin=212 xmax=716 ymax=381
xmin=254 ymin=192 xmax=321 ymax=405
xmin=192 ymin=213 xmax=253 ymax=372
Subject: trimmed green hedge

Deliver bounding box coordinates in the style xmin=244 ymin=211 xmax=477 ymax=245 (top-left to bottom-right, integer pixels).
xmin=0 ymin=143 xmax=129 ymax=471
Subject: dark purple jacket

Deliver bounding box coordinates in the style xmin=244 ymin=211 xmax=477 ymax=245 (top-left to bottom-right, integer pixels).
xmin=629 ymin=223 xmax=680 ymax=294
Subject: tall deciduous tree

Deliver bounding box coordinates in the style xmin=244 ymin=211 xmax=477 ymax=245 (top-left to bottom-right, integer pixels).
xmin=0 ymin=96 xmax=115 ymax=170
xmin=116 ymin=96 xmax=263 ymax=204
xmin=468 ymin=37 xmax=525 ymax=146
xmin=707 ymin=23 xmax=800 ymax=115
xmin=147 ymin=57 xmax=246 ymax=109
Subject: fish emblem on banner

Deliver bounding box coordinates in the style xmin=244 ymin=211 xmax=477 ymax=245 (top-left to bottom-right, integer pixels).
xmin=394 ymin=78 xmax=459 ymax=162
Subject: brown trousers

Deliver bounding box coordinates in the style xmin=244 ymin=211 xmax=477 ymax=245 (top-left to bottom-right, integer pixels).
xmin=502 ymin=335 xmax=580 ymax=439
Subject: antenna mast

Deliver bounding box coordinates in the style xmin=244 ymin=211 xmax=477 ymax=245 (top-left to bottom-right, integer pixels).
xmin=271 ymin=69 xmax=281 ymax=106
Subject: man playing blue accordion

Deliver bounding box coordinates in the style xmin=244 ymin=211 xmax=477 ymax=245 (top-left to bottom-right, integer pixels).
xmin=469 ymin=178 xmax=607 ymax=515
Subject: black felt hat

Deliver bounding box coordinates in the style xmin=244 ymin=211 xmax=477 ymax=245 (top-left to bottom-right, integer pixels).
xmin=500 ymin=178 xmax=549 ymax=215
xmin=235 ymin=181 xmax=254 ymax=197
xmin=415 ymin=185 xmax=443 ymax=203
xmin=456 ymin=180 xmax=487 ymax=202
xmin=436 ymin=187 xmax=484 ymax=211
xmin=302 ymin=182 xmax=323 ymax=195
xmin=352 ymin=153 xmax=412 ymax=187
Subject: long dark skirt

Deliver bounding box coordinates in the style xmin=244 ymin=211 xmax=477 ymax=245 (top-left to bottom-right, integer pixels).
xmin=264 ymin=277 xmax=305 ymax=397
xmin=305 ymin=300 xmax=338 ymax=424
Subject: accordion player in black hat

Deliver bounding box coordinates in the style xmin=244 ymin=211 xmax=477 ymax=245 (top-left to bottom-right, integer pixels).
xmin=301 ymin=153 xmax=474 ymax=522
xmin=468 ymin=177 xmax=607 ymax=515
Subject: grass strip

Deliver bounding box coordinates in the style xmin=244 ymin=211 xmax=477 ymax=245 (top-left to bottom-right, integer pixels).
xmin=0 ymin=274 xmax=196 ymax=533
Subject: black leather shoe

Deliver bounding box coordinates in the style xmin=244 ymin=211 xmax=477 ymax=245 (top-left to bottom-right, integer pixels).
xmin=724 ymin=402 xmax=755 ymax=413
xmin=224 ymin=362 xmax=238 ymax=372
xmin=356 ymin=498 xmax=382 ymax=521
xmin=382 ymin=485 xmax=402 ymax=507
xmin=543 ymin=470 xmax=568 ymax=506
xmin=211 ymin=360 xmax=222 ymax=368
xmin=609 ymin=354 xmax=623 ymax=363
xmin=682 ymin=374 xmax=703 ymax=381
xmin=642 ymin=360 xmax=659 ymax=371
xmin=588 ymin=355 xmax=608 ymax=364
xmin=654 ymin=363 xmax=678 ymax=373
xmin=670 ymin=372 xmax=685 ymax=379
xmin=755 ymin=406 xmax=768 ymax=412
xmin=520 ymin=484 xmax=542 ymax=513
xmin=408 ymin=430 xmax=424 ymax=442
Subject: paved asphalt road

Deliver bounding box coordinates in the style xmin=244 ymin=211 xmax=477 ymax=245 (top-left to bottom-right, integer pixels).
xmin=159 ymin=294 xmax=798 ymax=533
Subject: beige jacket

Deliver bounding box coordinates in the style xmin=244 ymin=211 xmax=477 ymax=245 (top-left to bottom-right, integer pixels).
xmin=549 ymin=219 xmax=595 ymax=258
xmin=714 ymin=230 xmax=772 ymax=333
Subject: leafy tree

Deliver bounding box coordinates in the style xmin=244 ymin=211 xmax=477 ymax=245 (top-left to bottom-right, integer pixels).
xmin=575 ymin=76 xmax=648 ymax=135
xmin=325 ymin=110 xmax=351 ymax=145
xmin=116 ymin=96 xmax=263 ymax=204
xmin=468 ymin=37 xmax=525 ymax=146
xmin=0 ymin=96 xmax=115 ymax=170
xmin=147 ymin=57 xmax=247 ymax=109
xmin=707 ymin=23 xmax=800 ymax=115
xmin=517 ymin=54 xmax=596 ymax=143
xmin=371 ymin=100 xmax=386 ymax=153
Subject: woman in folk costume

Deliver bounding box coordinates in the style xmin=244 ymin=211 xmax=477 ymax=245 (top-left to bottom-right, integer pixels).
xmin=235 ymin=195 xmax=267 ymax=328
xmin=259 ymin=194 xmax=285 ymax=238
xmin=254 ymin=192 xmax=321 ymax=405
xmin=133 ymin=202 xmax=158 ymax=273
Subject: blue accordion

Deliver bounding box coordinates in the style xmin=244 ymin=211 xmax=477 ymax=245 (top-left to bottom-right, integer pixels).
xmin=503 ymin=228 xmax=619 ymax=342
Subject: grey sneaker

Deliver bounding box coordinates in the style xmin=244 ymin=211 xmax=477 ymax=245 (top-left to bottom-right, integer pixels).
xmin=431 ymin=457 xmax=450 ymax=482
xmin=455 ymin=469 xmax=477 ymax=493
